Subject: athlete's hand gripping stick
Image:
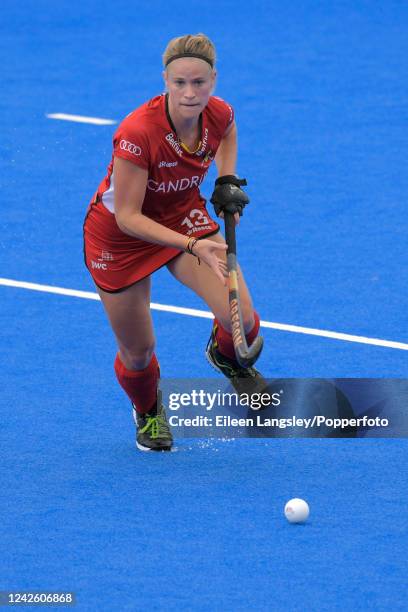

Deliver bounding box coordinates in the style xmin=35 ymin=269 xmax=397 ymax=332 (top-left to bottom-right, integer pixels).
xmin=210 ymin=175 xmax=249 ymax=217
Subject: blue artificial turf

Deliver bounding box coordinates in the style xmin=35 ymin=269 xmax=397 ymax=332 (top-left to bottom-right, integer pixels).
xmin=1 ymin=1 xmax=407 ymax=609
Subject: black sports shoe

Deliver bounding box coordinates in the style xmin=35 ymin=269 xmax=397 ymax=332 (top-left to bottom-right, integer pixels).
xmin=205 ymin=325 xmax=269 ymax=399
xmin=132 ymin=391 xmax=173 ymax=452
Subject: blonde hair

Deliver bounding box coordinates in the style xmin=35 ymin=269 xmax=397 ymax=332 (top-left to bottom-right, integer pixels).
xmin=163 ymin=33 xmax=216 ymax=68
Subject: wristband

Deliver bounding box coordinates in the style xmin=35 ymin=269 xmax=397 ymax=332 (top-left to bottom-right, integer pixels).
xmin=185 ymin=237 xmax=201 ymax=265
xmin=214 ymin=175 xmax=247 ymax=188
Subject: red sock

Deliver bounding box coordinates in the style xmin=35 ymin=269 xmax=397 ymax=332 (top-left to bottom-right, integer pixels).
xmin=114 ymin=353 xmax=160 ymax=414
xmin=213 ymin=311 xmax=260 ymax=361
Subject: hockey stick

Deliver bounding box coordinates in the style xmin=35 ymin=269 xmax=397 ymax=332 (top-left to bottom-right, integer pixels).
xmin=224 ymin=211 xmax=263 ymax=368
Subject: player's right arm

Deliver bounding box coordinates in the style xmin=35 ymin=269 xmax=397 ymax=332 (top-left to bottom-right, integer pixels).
xmin=113 ymin=157 xmax=228 ymax=284
xmin=114 ymin=157 xmax=190 ymax=250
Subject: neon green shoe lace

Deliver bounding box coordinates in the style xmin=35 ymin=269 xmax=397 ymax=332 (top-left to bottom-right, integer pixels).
xmin=139 ymin=410 xmax=171 ymax=439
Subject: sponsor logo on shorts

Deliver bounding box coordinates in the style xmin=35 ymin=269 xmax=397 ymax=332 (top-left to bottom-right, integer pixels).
xmin=90 ymin=251 xmax=114 ymax=271
xmin=91 ymin=260 xmax=107 ymax=270
xmin=158 ymin=160 xmax=178 ymax=168
xmin=119 ymin=139 xmax=142 ymax=156
xmin=100 ymin=250 xmax=114 ymax=261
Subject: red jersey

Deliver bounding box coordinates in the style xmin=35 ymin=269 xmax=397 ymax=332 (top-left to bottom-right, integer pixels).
xmin=84 ymin=94 xmax=234 ymax=292
xmin=97 ymin=93 xmax=234 ymax=224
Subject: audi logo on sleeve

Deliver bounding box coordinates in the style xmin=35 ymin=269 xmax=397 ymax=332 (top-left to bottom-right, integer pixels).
xmin=119 ymin=139 xmax=142 ymax=156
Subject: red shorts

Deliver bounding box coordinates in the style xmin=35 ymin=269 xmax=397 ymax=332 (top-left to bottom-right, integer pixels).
xmin=83 ymin=198 xmax=220 ymax=292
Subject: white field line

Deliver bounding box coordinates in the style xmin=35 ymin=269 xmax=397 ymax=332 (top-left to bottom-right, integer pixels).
xmin=46 ymin=113 xmax=117 ymax=125
xmin=1 ymin=277 xmax=407 ymax=351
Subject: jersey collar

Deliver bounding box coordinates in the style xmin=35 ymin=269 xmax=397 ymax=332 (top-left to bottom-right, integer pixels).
xmin=164 ymin=93 xmax=203 ymax=154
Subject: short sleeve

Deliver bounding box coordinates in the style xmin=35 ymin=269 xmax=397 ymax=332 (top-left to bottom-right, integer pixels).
xmin=212 ymin=96 xmax=235 ymax=137
xmin=112 ymin=119 xmax=150 ymax=170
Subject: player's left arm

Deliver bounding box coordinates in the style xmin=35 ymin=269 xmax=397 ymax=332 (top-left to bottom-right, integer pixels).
xmin=214 ymin=121 xmax=237 ymax=176
xmin=211 ymin=121 xmax=249 ymax=225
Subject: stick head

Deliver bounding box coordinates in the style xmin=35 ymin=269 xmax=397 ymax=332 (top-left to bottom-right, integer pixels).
xmin=236 ymin=336 xmax=264 ymax=368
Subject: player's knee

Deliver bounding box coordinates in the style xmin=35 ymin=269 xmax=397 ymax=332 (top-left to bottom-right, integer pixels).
xmin=120 ymin=343 xmax=156 ymax=370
